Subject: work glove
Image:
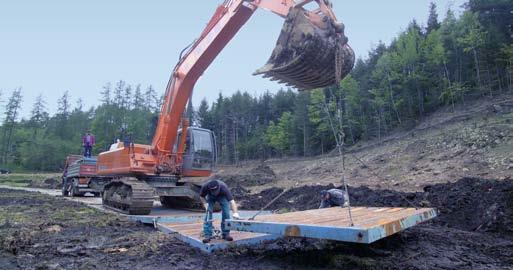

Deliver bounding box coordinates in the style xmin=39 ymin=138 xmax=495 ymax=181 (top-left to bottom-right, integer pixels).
xmin=203 ymin=203 xmax=209 ymax=211
xmin=232 ymin=212 xmax=241 ymax=220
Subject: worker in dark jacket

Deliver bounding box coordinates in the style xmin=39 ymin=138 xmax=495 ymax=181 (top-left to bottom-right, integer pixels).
xmin=82 ymin=131 xmax=95 ymax=158
xmin=319 ymin=189 xmax=348 ymax=208
xmin=200 ymin=178 xmax=240 ymax=243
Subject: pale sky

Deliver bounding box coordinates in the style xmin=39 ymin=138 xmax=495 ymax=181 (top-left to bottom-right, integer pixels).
xmin=0 ymin=0 xmax=466 ymax=119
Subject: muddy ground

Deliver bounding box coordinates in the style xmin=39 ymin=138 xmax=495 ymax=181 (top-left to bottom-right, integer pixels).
xmin=234 ymin=177 xmax=513 ymax=235
xmin=1 ymin=95 xmax=512 ymax=269
xmin=2 ymin=176 xmax=513 ymax=269
xmin=28 ymin=178 xmax=61 ymax=190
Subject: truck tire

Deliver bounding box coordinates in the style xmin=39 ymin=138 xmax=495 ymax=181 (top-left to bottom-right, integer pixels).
xmin=70 ymin=179 xmax=83 ymax=197
xmin=61 ymin=178 xmax=69 ymax=197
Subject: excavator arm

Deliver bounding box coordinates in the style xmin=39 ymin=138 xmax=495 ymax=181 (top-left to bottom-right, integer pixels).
xmin=152 ymin=0 xmax=354 ymax=174
xmin=97 ymin=0 xmax=354 ymax=178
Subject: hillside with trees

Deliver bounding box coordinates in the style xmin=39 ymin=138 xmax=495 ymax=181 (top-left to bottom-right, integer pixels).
xmin=0 ymin=0 xmax=511 ymax=171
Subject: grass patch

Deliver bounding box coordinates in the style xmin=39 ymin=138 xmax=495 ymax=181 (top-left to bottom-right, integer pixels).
xmin=0 ymin=209 xmax=30 ymax=224
xmin=0 ymin=173 xmax=60 ymax=188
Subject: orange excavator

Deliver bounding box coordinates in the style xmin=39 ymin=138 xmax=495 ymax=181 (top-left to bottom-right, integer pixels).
xmin=97 ymin=0 xmax=355 ymax=215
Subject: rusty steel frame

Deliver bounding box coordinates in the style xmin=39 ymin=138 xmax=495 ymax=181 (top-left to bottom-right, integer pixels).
xmin=126 ymin=209 xmax=271 ymax=225
xmin=126 ymin=209 xmax=277 ymax=253
xmin=226 ymin=208 xmax=438 ymax=244
xmin=157 ymin=223 xmax=280 ymax=253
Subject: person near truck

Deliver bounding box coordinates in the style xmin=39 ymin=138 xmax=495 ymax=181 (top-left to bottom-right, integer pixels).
xmin=199 ymin=178 xmax=240 ymax=243
xmin=319 ymin=188 xmax=348 ymax=208
xmin=82 ymin=131 xmax=95 ymax=158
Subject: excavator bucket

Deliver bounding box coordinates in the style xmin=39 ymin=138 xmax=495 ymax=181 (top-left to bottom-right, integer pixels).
xmin=255 ymin=7 xmax=355 ymax=91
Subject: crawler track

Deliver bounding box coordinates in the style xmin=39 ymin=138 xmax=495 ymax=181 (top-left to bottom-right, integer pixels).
xmin=102 ymin=178 xmax=154 ymax=215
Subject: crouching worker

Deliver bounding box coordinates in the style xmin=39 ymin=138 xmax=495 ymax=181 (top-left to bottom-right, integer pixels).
xmin=319 ymin=188 xmax=349 ymax=208
xmin=200 ymin=178 xmax=240 ymax=243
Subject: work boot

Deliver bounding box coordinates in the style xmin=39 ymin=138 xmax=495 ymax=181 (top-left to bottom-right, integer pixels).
xmin=223 ymin=235 xmax=233 ymax=241
xmin=202 ymin=238 xmax=211 ymax=244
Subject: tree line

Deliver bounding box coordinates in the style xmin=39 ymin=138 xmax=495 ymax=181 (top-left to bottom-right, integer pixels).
xmin=0 ymin=0 xmax=511 ymax=171
xmin=198 ymin=0 xmax=513 ymax=163
xmin=0 ymin=82 xmax=162 ymax=171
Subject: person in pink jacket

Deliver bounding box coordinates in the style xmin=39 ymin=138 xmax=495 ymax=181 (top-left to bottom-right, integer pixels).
xmin=82 ymin=131 xmax=95 ymax=158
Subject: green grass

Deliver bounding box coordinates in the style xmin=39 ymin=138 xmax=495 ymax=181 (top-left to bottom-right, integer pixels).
xmin=0 ymin=208 xmax=30 ymax=224
xmin=0 ymin=173 xmax=60 ymax=188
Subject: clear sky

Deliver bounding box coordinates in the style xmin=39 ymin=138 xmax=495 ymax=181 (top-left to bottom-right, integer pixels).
xmin=0 ymin=0 xmax=466 ymax=119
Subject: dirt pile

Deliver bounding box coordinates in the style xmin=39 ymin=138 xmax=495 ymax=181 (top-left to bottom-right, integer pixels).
xmin=238 ymin=177 xmax=513 ymax=236
xmin=250 ymin=164 xmax=276 ymax=178
xmin=422 ymin=177 xmax=513 ymax=234
xmin=220 ymin=164 xmax=276 ymax=189
xmin=233 ymin=177 xmax=513 ymax=269
xmin=238 ymin=184 xmax=334 ymax=211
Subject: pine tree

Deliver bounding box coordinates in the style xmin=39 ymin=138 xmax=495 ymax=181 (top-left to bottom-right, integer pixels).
xmin=75 ymin=98 xmax=84 ymax=112
xmin=145 ymin=85 xmax=158 ymax=112
xmin=340 ymin=75 xmax=363 ymax=143
xmin=186 ymin=99 xmax=195 ymax=124
xmin=0 ymin=90 xmax=3 ymax=123
xmin=501 ymin=44 xmax=513 ymax=92
xmin=55 ymin=91 xmax=71 ymax=138
xmin=29 ymin=94 xmax=49 ymax=136
xmin=1 ymin=88 xmax=22 ymax=165
xmin=427 ymin=2 xmax=441 ymax=34
xmin=293 ymin=92 xmax=311 ymax=156
xmin=458 ymin=11 xmax=487 ymax=94
xmin=100 ymin=82 xmax=112 ymax=105
xmin=133 ymin=84 xmax=144 ymax=109
xmin=114 ymin=80 xmax=125 ymax=108
xmin=124 ymin=84 xmax=132 ymax=111
xmin=197 ymin=98 xmax=210 ymax=128
xmin=57 ymin=91 xmax=71 ymax=118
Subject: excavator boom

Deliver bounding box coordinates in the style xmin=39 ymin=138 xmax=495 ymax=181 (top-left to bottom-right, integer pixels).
xmin=151 ymin=0 xmax=354 ymax=171
xmin=96 ymin=0 xmax=354 ymax=215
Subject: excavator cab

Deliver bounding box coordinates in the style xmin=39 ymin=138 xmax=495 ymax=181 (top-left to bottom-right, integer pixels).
xmin=178 ymin=127 xmax=217 ymax=177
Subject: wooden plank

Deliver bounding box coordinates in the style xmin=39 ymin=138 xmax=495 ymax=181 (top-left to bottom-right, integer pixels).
xmin=226 ymin=207 xmax=437 ymax=244
xmin=252 ymin=207 xmax=419 ymax=228
xmin=314 ymin=208 xmax=422 ymax=228
xmin=162 ymin=221 xmax=269 ymax=242
xmin=254 ymin=207 xmax=373 ymax=224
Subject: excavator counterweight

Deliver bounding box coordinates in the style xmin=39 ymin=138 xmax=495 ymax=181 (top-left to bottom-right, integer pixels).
xmin=256 ymin=6 xmax=355 ymax=90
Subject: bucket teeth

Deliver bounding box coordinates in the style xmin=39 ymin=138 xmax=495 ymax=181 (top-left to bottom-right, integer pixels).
xmin=256 ymin=7 xmax=355 ymax=91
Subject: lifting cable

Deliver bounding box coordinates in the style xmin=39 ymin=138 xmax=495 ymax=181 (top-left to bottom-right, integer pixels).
xmin=321 ymin=99 xmax=355 ymax=227
xmin=248 ymin=35 xmax=419 ymax=223
xmin=326 ymin=36 xmax=419 ymax=214
xmin=330 ymin=37 xmax=355 ymax=226
xmin=322 ymin=98 xmax=419 ymax=212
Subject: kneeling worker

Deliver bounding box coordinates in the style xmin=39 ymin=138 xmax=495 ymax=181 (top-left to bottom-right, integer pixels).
xmin=200 ymin=178 xmax=240 ymax=243
xmin=319 ymin=188 xmax=348 ymax=208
